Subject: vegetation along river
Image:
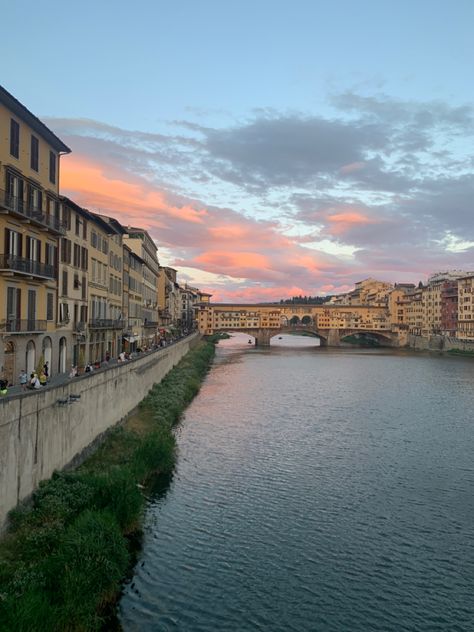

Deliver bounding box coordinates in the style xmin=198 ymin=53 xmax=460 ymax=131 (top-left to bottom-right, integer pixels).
xmin=119 ymin=334 xmax=474 ymax=631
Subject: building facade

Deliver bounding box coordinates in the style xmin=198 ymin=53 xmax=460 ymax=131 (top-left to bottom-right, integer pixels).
xmin=0 ymin=86 xmax=70 ymax=382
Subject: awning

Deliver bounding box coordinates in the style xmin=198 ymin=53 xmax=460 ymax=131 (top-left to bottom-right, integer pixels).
xmin=123 ymin=335 xmax=139 ymax=343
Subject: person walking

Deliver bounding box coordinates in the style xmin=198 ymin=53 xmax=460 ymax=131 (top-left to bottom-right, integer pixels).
xmin=43 ymin=361 xmax=49 ymax=380
xmin=19 ymin=369 xmax=28 ymax=391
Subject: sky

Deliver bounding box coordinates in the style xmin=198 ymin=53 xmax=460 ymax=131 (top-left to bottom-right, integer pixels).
xmin=3 ymin=0 xmax=474 ymax=301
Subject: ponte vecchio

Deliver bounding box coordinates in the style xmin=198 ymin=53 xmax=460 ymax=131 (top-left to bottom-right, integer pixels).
xmin=196 ymin=303 xmax=402 ymax=347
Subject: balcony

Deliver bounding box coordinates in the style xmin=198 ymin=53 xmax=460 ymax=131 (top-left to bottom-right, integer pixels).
xmin=0 ymin=189 xmax=66 ymax=236
xmin=0 ymin=255 xmax=56 ymax=280
xmin=144 ymin=320 xmax=159 ymax=328
xmin=89 ymin=318 xmax=125 ymax=329
xmin=0 ymin=319 xmax=47 ymax=333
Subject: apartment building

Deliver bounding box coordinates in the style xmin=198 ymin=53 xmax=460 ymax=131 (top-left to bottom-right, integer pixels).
xmin=58 ymin=197 xmax=90 ymax=369
xmin=457 ymin=275 xmax=474 ymax=341
xmin=122 ymin=244 xmax=144 ymax=351
xmin=0 ymin=86 xmax=70 ymax=382
xmin=123 ymin=227 xmax=159 ymax=347
xmin=87 ymin=214 xmax=124 ymax=362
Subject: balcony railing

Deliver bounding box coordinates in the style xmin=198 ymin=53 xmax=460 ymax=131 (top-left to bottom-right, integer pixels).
xmin=0 ymin=189 xmax=66 ymax=235
xmin=144 ymin=320 xmax=159 ymax=327
xmin=89 ymin=318 xmax=125 ymax=329
xmin=0 ymin=319 xmax=47 ymax=333
xmin=0 ymin=255 xmax=56 ymax=279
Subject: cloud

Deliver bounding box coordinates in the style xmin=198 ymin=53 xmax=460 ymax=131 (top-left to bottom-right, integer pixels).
xmin=49 ymin=90 xmax=474 ymax=301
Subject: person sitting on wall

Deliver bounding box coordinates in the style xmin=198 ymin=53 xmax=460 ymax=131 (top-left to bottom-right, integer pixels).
xmin=39 ymin=371 xmax=47 ymax=386
xmin=69 ymin=366 xmax=77 ymax=379
xmin=43 ymin=361 xmax=49 ymax=380
xmin=28 ymin=373 xmax=41 ymax=389
xmin=0 ymin=379 xmax=8 ymax=396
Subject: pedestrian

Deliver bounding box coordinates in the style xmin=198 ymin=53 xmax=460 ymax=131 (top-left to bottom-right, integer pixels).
xmin=39 ymin=371 xmax=47 ymax=386
xmin=29 ymin=373 xmax=41 ymax=389
xmin=43 ymin=361 xmax=49 ymax=379
xmin=69 ymin=366 xmax=77 ymax=379
xmin=118 ymin=351 xmax=126 ymax=363
xmin=0 ymin=379 xmax=8 ymax=397
xmin=19 ymin=369 xmax=28 ymax=391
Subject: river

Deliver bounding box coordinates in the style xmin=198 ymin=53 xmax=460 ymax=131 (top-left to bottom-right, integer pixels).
xmin=119 ymin=334 xmax=474 ymax=631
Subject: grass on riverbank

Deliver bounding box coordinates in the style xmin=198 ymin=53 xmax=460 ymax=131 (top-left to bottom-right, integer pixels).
xmin=0 ymin=338 xmax=216 ymax=632
xmin=447 ymin=348 xmax=474 ymax=356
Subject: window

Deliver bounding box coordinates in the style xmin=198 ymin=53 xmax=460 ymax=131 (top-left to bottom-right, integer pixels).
xmin=27 ymin=185 xmax=42 ymax=213
xmin=81 ymin=247 xmax=88 ymax=271
xmin=49 ymin=151 xmax=56 ymax=184
xmin=73 ymin=243 xmax=81 ymax=267
xmin=62 ymin=270 xmax=68 ymax=296
xmin=5 ymin=229 xmax=22 ymax=256
xmin=59 ymin=303 xmax=69 ymax=322
xmin=47 ymin=293 xmax=54 ymax=320
xmin=81 ymin=276 xmax=87 ymax=300
xmin=73 ymin=273 xmax=80 ymax=289
xmin=45 ymin=243 xmax=55 ymax=266
xmin=26 ymin=237 xmax=41 ymax=262
xmin=60 ymin=238 xmax=71 ymax=263
xmin=10 ymin=119 xmax=20 ymax=158
xmin=62 ymin=205 xmax=71 ymax=230
xmin=91 ymin=231 xmax=97 ymax=248
xmin=30 ymin=135 xmax=39 ymax=171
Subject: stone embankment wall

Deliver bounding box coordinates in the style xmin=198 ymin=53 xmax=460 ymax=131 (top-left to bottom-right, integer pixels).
xmin=407 ymin=334 xmax=474 ymax=353
xmin=0 ymin=334 xmax=200 ymax=530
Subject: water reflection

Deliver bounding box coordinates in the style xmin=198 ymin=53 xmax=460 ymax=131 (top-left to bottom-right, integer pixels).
xmin=120 ymin=341 xmax=474 ymax=632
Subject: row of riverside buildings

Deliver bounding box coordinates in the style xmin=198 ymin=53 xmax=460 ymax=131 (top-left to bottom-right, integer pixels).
xmin=327 ymin=274 xmax=474 ymax=341
xmin=0 ymin=86 xmax=210 ymax=385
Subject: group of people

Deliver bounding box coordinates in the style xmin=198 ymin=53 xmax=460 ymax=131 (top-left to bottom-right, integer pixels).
xmin=1 ymin=333 xmax=188 ymax=395
xmin=19 ymin=362 xmax=50 ymax=391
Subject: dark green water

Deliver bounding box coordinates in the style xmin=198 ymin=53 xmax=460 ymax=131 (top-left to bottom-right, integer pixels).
xmin=119 ymin=335 xmax=474 ymax=631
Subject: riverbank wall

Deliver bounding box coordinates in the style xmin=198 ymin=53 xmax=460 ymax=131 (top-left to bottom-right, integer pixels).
xmin=407 ymin=334 xmax=474 ymax=353
xmin=0 ymin=333 xmax=200 ymax=531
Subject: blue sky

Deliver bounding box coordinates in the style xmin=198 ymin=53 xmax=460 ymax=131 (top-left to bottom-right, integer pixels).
xmin=3 ymin=1 xmax=474 ymax=300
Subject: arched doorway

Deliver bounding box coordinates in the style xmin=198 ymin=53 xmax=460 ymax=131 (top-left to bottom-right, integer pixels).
xmin=3 ymin=341 xmax=15 ymax=386
xmin=59 ymin=337 xmax=67 ymax=373
xmin=26 ymin=340 xmax=36 ymax=375
xmin=289 ymin=316 xmax=300 ymax=325
xmin=301 ymin=315 xmax=312 ymax=325
xmin=42 ymin=336 xmax=52 ymax=375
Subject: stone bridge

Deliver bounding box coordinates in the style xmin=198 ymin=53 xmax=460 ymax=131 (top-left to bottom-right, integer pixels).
xmin=197 ymin=302 xmax=401 ymax=347
xmin=216 ymin=326 xmax=398 ymax=347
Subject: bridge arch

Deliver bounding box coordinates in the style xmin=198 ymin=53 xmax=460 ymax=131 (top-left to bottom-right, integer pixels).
xmin=340 ymin=331 xmax=393 ymax=346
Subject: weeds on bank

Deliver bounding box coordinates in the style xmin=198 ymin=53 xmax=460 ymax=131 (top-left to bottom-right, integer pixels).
xmin=0 ymin=339 xmax=216 ymax=631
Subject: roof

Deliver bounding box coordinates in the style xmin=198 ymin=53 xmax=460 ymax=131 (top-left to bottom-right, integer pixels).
xmin=93 ymin=213 xmax=127 ymax=235
xmin=0 ymin=85 xmax=71 ymax=154
xmin=60 ymin=196 xmax=93 ymax=221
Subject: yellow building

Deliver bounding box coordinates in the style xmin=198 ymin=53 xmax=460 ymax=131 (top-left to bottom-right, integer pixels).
xmin=0 ymin=85 xmax=70 ymax=383
xmin=57 ymin=196 xmax=90 ymax=370
xmin=87 ymin=214 xmax=124 ymax=362
xmin=122 ymin=244 xmax=144 ymax=351
xmin=123 ymin=228 xmax=159 ymax=347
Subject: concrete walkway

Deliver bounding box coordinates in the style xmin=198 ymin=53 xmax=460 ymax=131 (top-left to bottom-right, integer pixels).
xmin=1 ymin=334 xmax=194 ymax=400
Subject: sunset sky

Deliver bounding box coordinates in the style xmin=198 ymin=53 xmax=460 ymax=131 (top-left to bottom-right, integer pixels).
xmin=4 ymin=0 xmax=474 ymax=301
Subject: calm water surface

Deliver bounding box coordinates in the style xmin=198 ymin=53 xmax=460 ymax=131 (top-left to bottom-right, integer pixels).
xmin=119 ymin=335 xmax=474 ymax=631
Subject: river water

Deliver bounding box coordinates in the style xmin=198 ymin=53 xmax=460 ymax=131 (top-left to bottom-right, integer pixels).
xmin=119 ymin=334 xmax=474 ymax=631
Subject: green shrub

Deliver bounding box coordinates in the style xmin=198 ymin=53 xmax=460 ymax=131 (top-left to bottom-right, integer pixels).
xmin=0 ymin=340 xmax=216 ymax=629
